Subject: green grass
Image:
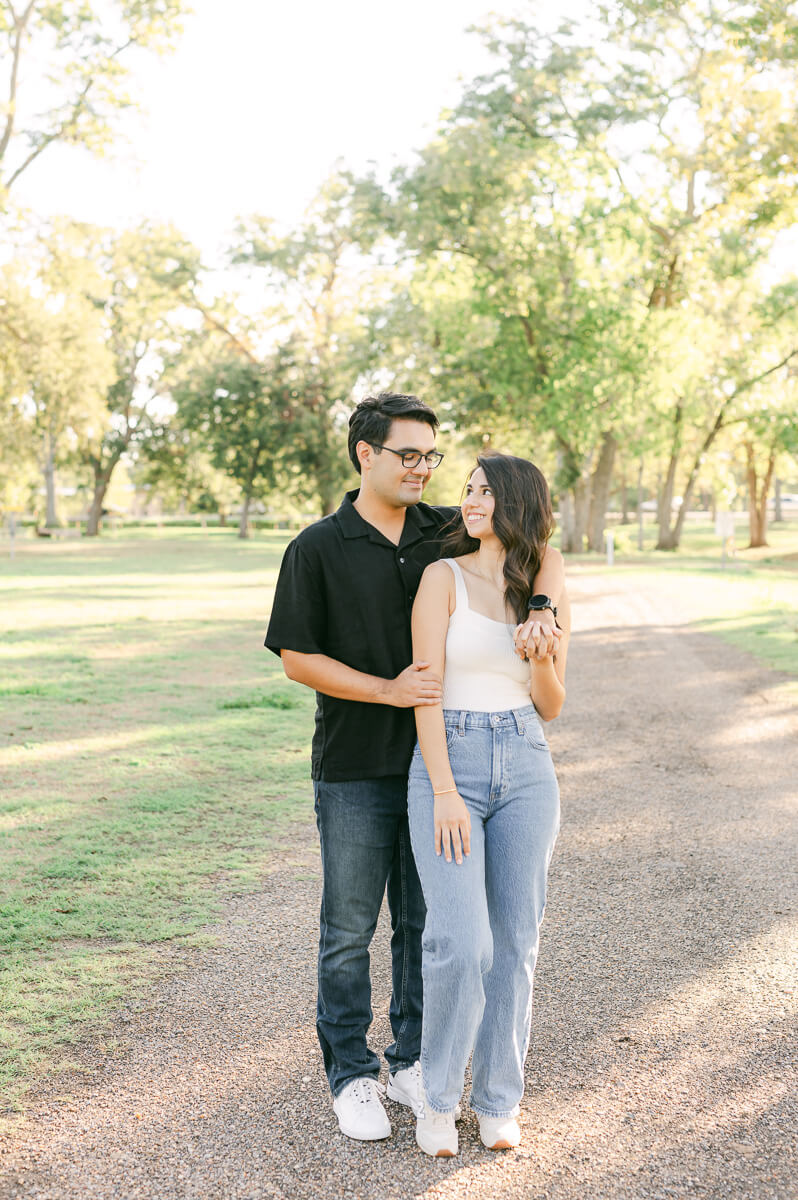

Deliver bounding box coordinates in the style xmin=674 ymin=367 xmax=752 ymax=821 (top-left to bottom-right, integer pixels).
xmin=0 ymin=527 xmax=316 ymax=1108
xmin=0 ymin=518 xmax=796 ymax=1110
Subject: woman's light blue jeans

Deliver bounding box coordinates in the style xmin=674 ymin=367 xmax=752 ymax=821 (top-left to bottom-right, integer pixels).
xmin=408 ymin=706 xmax=559 ymax=1118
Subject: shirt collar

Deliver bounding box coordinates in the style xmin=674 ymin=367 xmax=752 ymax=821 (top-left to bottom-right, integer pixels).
xmin=336 ymin=489 xmax=440 ymax=545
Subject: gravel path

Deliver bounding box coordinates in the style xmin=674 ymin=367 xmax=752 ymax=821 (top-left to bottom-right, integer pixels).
xmin=1 ymin=571 xmax=796 ymax=1200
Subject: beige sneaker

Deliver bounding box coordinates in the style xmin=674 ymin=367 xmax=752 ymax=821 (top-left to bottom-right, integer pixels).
xmin=478 ymin=1113 xmax=521 ymax=1150
xmin=416 ymin=1097 xmax=458 ymax=1157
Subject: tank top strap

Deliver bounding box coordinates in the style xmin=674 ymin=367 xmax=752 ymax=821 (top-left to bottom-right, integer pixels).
xmin=442 ymin=557 xmax=469 ymax=614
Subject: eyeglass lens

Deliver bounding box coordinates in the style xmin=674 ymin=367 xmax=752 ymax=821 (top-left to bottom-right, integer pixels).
xmin=403 ymin=451 xmax=443 ymax=468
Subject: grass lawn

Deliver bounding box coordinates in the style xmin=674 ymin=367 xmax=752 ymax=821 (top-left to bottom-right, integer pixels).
xmin=0 ymin=528 xmax=315 ymax=1108
xmin=1 ymin=518 xmax=796 ymax=1109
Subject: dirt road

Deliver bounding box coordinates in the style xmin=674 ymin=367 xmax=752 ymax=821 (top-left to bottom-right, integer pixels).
xmin=1 ymin=571 xmax=796 ymax=1199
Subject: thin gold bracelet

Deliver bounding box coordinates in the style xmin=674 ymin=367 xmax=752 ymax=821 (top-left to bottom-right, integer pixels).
xmin=433 ymin=786 xmax=458 ymax=796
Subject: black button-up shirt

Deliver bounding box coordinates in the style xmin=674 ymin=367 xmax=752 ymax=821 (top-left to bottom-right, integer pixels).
xmin=265 ymin=490 xmax=458 ymax=781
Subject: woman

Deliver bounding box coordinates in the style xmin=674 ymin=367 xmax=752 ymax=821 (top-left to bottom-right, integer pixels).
xmin=407 ymin=451 xmax=569 ymax=1157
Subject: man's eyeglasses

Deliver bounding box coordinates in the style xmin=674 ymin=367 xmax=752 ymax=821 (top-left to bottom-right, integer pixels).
xmin=369 ymin=444 xmax=444 ymax=470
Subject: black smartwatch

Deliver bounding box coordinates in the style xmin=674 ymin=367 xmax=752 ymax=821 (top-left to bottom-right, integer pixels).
xmin=527 ymin=594 xmax=557 ymax=619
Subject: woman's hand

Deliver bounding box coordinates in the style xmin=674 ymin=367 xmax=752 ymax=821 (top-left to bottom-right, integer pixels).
xmin=514 ymin=618 xmax=561 ymax=662
xmin=434 ymin=791 xmax=471 ymax=865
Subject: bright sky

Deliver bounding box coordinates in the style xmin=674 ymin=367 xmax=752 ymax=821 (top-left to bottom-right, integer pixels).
xmin=16 ymin=0 xmax=523 ymax=260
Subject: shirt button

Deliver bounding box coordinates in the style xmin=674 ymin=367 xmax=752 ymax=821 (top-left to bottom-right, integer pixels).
xmin=399 ymin=556 xmax=405 ymax=563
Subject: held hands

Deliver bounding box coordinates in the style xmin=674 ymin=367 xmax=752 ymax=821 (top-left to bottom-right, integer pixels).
xmin=434 ymin=791 xmax=471 ymax=865
xmin=387 ymin=661 xmax=443 ymax=708
xmin=514 ymin=614 xmax=560 ymax=663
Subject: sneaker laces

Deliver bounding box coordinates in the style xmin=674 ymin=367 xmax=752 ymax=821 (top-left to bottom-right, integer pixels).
xmin=404 ymin=1061 xmax=422 ymax=1084
xmin=350 ymin=1077 xmax=386 ymax=1107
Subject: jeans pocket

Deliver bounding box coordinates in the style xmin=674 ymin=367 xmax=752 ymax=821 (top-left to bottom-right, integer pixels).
xmin=521 ymin=721 xmax=547 ymax=750
xmin=412 ymin=728 xmax=458 ymax=764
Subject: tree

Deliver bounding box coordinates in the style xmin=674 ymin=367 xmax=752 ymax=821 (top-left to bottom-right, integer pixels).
xmin=134 ymin=421 xmax=240 ymax=522
xmin=0 ymin=0 xmax=187 ymax=196
xmin=368 ymin=0 xmax=798 ymax=550
xmin=732 ymin=353 xmax=798 ymax=547
xmin=74 ymin=223 xmax=201 ymax=535
xmin=173 ymin=344 xmax=310 ymax=538
xmin=0 ymin=247 xmax=112 ymax=525
xmin=368 ymin=54 xmax=648 ymax=551
xmin=231 ymin=172 xmax=383 ymax=515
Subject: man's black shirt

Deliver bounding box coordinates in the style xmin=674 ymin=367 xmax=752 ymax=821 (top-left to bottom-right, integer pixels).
xmin=265 ymin=490 xmax=458 ymax=782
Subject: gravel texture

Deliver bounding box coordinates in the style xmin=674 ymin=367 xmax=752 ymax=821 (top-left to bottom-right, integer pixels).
xmin=1 ymin=572 xmax=796 ymax=1200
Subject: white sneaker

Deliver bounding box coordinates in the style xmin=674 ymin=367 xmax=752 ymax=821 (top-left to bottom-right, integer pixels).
xmin=387 ymin=1061 xmax=462 ymax=1120
xmin=333 ymin=1077 xmax=391 ymax=1141
xmin=478 ymin=1113 xmax=521 ymax=1150
xmin=416 ymin=1096 xmax=458 ymax=1157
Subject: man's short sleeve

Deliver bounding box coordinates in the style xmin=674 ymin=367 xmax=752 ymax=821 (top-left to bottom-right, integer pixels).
xmin=264 ymin=537 xmax=326 ymax=658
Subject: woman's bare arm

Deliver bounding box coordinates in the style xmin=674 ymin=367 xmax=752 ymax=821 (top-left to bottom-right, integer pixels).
xmin=411 ymin=561 xmax=471 ymax=864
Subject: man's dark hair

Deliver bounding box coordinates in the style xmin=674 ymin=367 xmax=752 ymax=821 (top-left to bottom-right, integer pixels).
xmin=348 ymin=392 xmax=439 ymax=473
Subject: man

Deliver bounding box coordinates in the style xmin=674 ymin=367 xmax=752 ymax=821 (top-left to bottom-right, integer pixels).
xmin=265 ymin=392 xmax=564 ymax=1141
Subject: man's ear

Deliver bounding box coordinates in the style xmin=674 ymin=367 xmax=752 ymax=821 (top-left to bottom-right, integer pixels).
xmin=356 ymin=440 xmax=372 ymax=471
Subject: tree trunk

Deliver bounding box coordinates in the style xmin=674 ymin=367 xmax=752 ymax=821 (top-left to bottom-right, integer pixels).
xmin=773 ymin=477 xmax=783 ymax=523
xmin=636 ymin=457 xmax=645 ymax=551
xmin=238 ymin=493 xmax=251 ymax=539
xmin=620 ymin=462 xmax=630 ymax=525
xmin=238 ymin=447 xmax=261 ymax=539
xmin=42 ymin=430 xmax=60 ymax=527
xmin=86 ymin=441 xmax=125 ymax=535
xmin=86 ymin=468 xmax=113 ymax=536
xmin=319 ymin=481 xmax=338 ymax=517
xmin=587 ymin=432 xmax=617 ymax=552
xmin=745 ymin=439 xmax=775 ymax=548
xmin=657 ymin=396 xmax=730 ymax=550
xmin=556 ymin=439 xmax=591 ymax=553
xmin=559 ymin=488 xmax=575 ymax=553
xmin=312 ymin=404 xmax=340 ymax=516
xmin=656 ymin=404 xmax=682 ymax=550
xmin=561 ymin=475 xmax=590 ymax=553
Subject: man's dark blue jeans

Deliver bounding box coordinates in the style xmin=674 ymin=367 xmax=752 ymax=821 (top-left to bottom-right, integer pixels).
xmin=313 ymin=775 xmax=425 ymax=1097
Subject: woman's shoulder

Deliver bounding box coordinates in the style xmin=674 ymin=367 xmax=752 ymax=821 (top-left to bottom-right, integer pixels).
xmin=426 ymin=553 xmax=473 ymax=574
xmin=423 ymin=558 xmax=456 ymax=579
xmin=447 ymin=553 xmax=478 ymax=574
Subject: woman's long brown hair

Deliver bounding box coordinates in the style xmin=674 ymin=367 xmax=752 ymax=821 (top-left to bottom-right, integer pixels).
xmin=441 ymin=451 xmax=555 ymax=624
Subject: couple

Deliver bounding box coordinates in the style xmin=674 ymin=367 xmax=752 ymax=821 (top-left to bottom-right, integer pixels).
xmin=265 ymin=392 xmax=569 ymax=1157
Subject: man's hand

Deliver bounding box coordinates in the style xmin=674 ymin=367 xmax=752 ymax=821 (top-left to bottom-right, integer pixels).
xmin=382 ymin=661 xmax=443 ymax=707
xmin=514 ymin=612 xmax=560 ymax=662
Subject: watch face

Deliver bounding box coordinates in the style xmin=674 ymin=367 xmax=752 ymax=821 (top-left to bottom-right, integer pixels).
xmin=528 ymin=594 xmax=551 ymax=609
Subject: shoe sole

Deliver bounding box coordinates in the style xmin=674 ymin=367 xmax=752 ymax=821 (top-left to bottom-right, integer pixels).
xmin=335 ymin=1119 xmax=391 ymax=1141
xmin=416 ymin=1135 xmax=457 ymax=1157
xmin=483 ymin=1138 xmax=517 ymax=1150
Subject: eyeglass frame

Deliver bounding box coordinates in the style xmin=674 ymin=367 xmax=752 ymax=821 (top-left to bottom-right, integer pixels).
xmin=367 ymin=443 xmax=445 ymax=470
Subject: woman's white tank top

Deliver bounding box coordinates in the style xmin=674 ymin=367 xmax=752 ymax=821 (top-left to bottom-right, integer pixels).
xmin=441 ymin=558 xmax=532 ymax=712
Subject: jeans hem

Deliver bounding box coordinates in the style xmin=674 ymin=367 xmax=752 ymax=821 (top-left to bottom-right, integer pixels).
xmin=471 ymin=1103 xmax=521 ymax=1119
xmin=331 ymin=1070 xmax=381 ymax=1099
xmin=388 ymin=1058 xmax=418 ymax=1076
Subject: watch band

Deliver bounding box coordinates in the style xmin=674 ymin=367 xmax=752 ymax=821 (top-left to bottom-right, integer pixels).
xmin=527 ymin=595 xmax=558 ymax=619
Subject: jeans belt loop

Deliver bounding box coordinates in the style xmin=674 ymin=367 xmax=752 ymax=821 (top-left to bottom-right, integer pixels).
xmin=513 ymin=708 xmax=525 ymax=735
xmin=458 ymin=710 xmax=467 ymax=737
